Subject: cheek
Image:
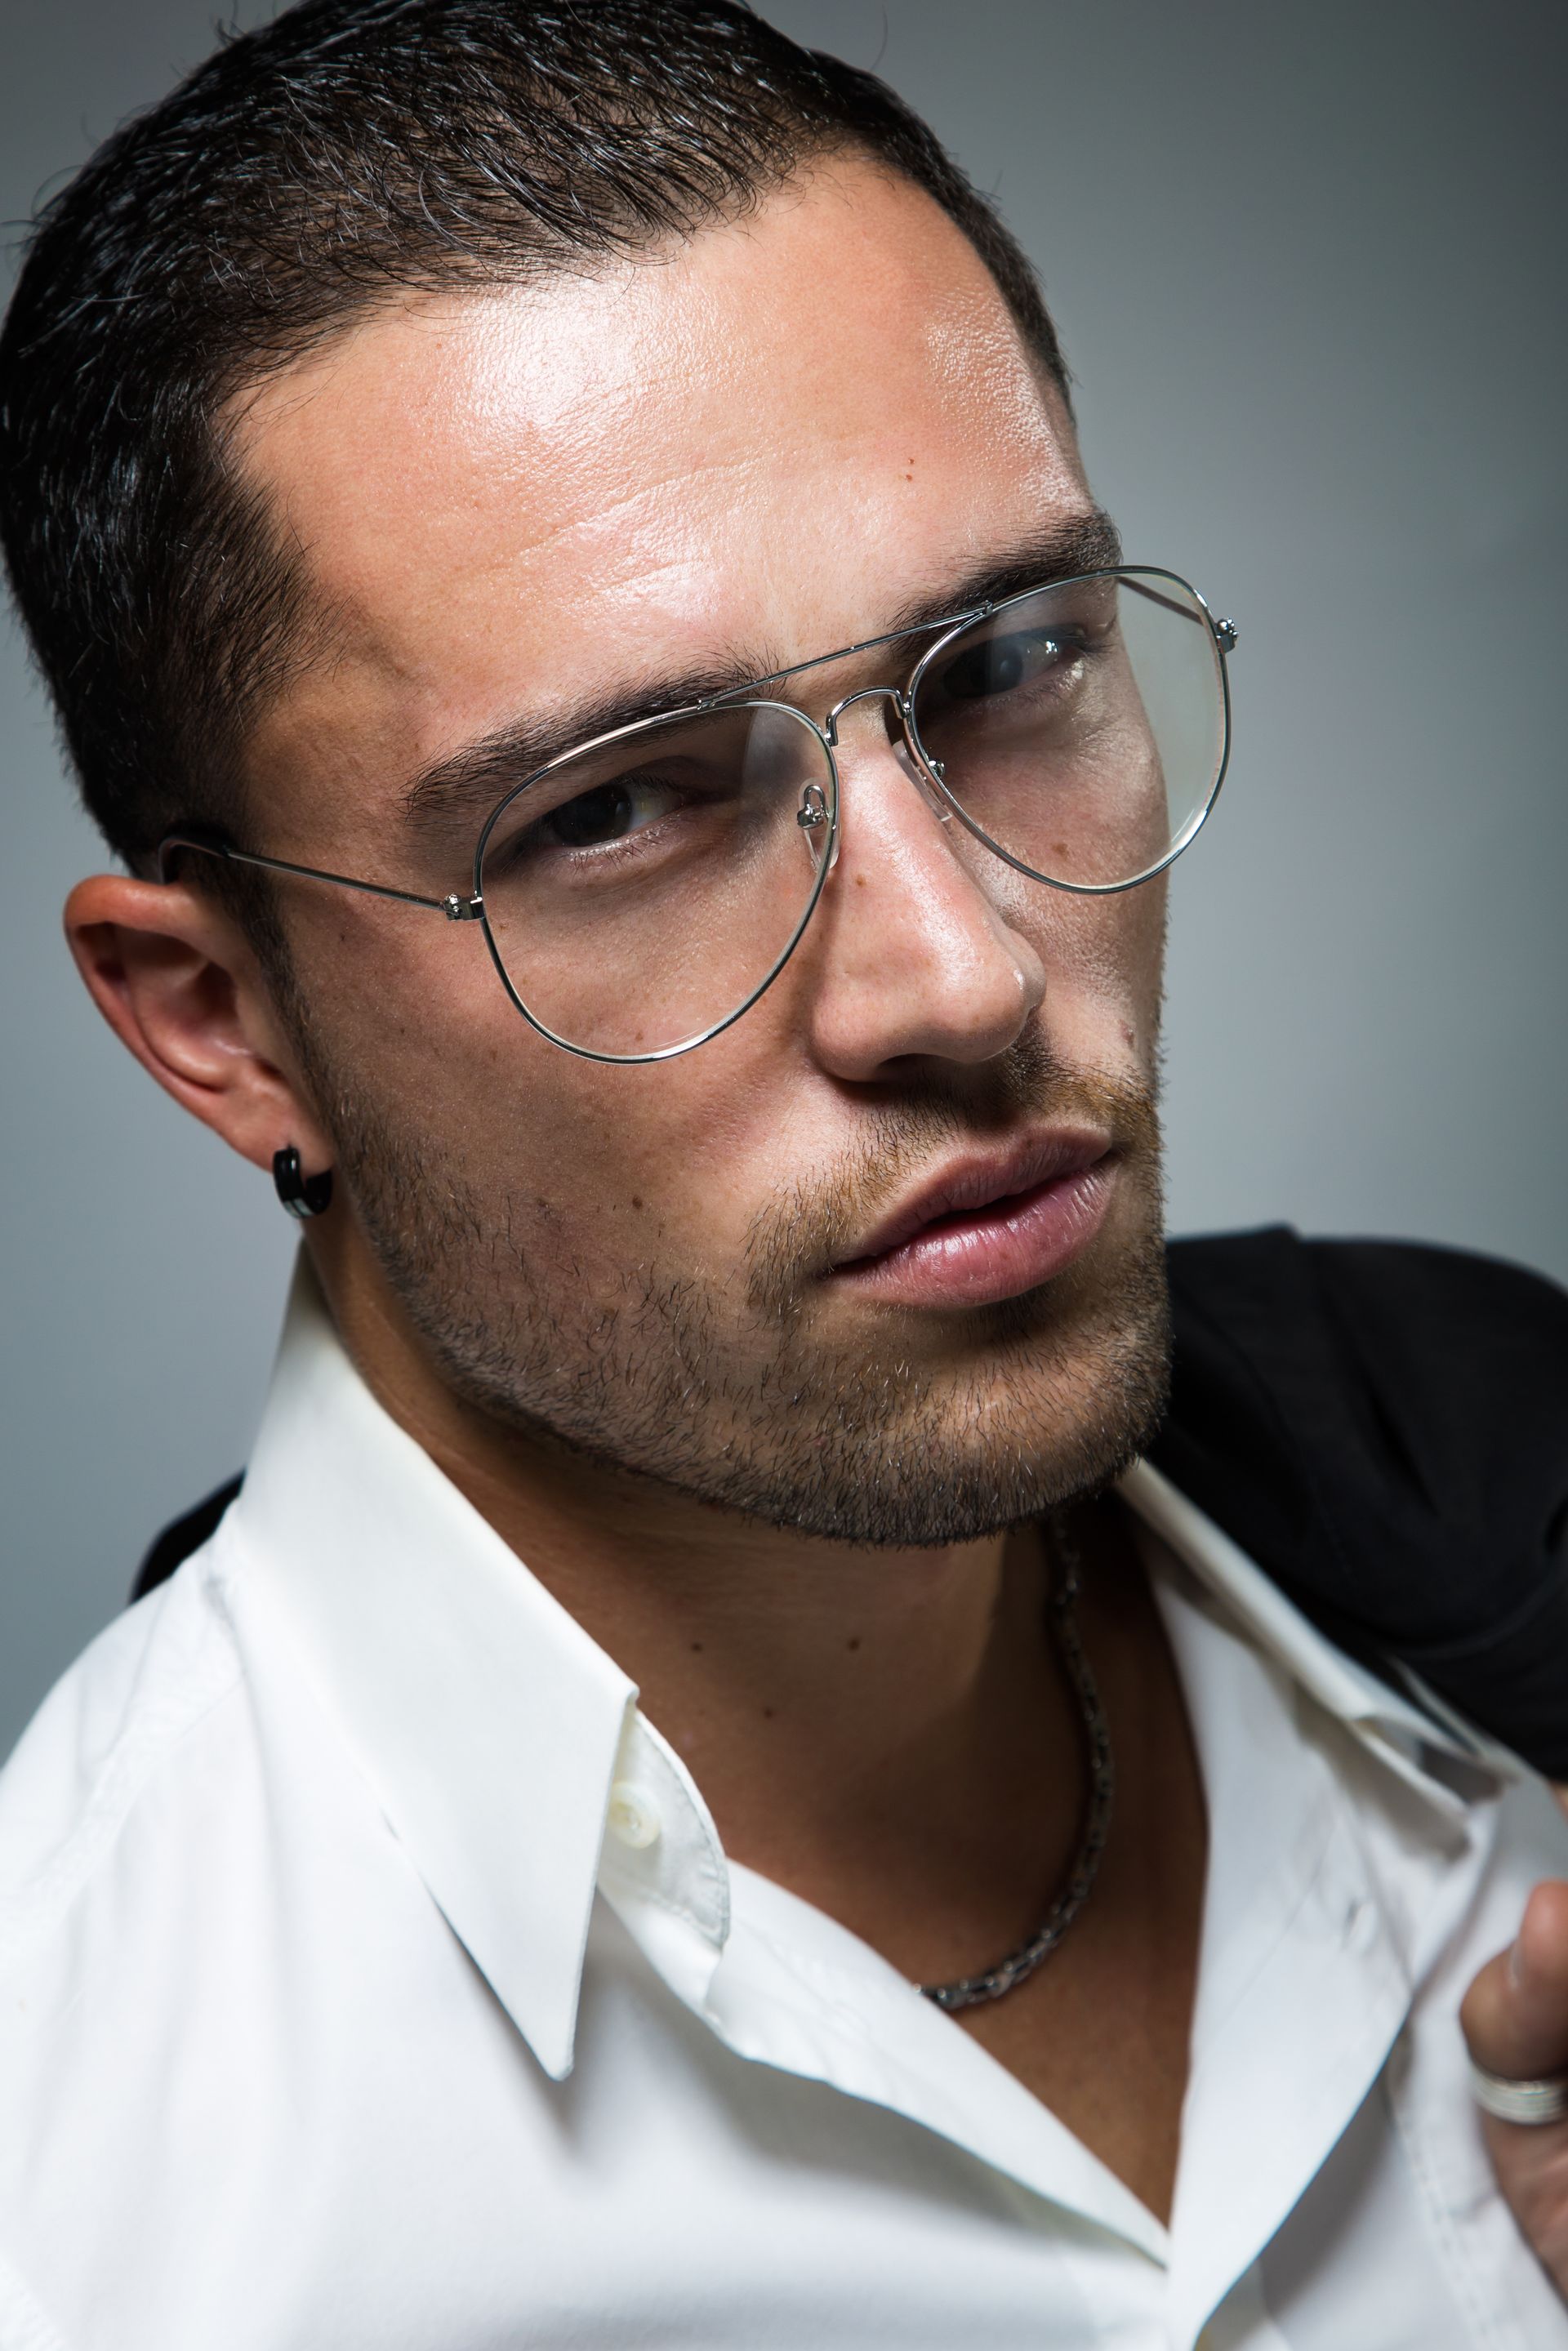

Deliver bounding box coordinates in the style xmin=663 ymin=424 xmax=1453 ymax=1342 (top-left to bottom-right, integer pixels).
xmin=1005 ymin=872 xmax=1166 ymax=1070
xmin=287 ymin=893 xmax=782 ymax=1261
xmin=284 ymin=893 xmax=501 ymax=1111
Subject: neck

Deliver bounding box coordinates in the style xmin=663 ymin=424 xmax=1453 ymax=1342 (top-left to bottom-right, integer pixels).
xmin=312 ymin=1240 xmax=1207 ymax=2224
xmin=318 ymin=1246 xmax=1090 ymax=1957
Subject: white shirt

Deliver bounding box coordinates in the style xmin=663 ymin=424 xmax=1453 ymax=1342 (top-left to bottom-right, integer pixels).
xmin=1 ymin=1258 xmax=1564 ymax=2350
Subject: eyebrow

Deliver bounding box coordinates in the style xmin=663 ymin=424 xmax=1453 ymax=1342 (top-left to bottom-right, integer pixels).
xmin=879 ymin=508 xmax=1123 ymax=646
xmin=399 ymin=507 xmax=1123 ymax=835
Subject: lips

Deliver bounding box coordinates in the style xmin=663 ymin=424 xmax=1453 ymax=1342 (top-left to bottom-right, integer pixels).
xmin=829 ymin=1131 xmax=1115 ymax=1310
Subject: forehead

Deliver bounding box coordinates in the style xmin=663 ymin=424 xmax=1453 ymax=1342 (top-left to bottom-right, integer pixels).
xmin=236 ymin=157 xmax=1088 ymax=816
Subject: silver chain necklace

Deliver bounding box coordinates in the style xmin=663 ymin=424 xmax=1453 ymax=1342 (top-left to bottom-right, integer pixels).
xmin=917 ymin=1512 xmax=1116 ymax=2013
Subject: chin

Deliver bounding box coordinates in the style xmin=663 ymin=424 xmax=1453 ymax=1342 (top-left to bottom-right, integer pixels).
xmin=682 ymin=1220 xmax=1174 ymax=1549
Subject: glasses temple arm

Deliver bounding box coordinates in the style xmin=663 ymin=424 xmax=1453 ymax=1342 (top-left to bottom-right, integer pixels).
xmin=157 ymin=832 xmax=482 ymax=919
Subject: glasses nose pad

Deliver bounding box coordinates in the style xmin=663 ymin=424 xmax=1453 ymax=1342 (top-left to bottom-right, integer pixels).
xmin=893 ymin=739 xmax=954 ymax=822
xmin=796 ymin=778 xmax=839 ymax=870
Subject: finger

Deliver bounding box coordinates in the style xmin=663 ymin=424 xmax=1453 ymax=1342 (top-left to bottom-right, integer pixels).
xmin=1461 ymin=1881 xmax=1568 ymax=2082
xmin=1459 ymin=1885 xmax=1568 ymax=2299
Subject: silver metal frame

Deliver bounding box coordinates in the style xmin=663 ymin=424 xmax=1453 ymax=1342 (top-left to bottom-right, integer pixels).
xmin=158 ymin=564 xmax=1237 ymax=1066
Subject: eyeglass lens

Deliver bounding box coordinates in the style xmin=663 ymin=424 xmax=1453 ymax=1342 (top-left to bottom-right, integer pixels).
xmin=477 ymin=702 xmax=835 ymax=1060
xmin=910 ymin=569 xmax=1225 ymax=891
xmin=477 ymin=570 xmax=1226 ymax=1061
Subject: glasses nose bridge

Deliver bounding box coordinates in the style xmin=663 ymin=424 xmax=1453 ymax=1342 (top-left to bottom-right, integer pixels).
xmin=819 ymin=680 xmax=957 ymax=836
xmin=820 ymin=681 xmax=911 ymax=748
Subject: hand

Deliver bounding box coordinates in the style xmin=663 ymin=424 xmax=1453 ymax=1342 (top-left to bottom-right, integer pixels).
xmin=1460 ymin=1874 xmax=1568 ymax=2296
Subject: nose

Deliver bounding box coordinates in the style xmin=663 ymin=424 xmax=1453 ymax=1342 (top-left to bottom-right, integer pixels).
xmin=804 ymin=714 xmax=1048 ymax=1083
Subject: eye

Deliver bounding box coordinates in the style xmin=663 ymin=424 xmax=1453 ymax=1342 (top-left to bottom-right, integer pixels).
xmin=934 ymin=627 xmax=1086 ymax=704
xmin=537 ymin=773 xmax=679 ymax=851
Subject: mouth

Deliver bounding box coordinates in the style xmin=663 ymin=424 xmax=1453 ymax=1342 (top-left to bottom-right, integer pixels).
xmin=827 ymin=1130 xmax=1116 ymax=1311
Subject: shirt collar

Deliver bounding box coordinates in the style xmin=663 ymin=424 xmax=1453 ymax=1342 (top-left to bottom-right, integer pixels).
xmin=225 ymin=1258 xmax=1511 ymax=2085
xmin=1119 ymin=1458 xmax=1517 ymax=1803
xmin=229 ymin=1254 xmax=643 ymax=2081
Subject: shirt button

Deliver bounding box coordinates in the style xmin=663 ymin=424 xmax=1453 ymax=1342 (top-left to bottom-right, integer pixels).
xmin=608 ymin=1781 xmax=662 ymax=1850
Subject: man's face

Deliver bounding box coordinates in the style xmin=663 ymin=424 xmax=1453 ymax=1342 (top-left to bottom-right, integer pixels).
xmin=235 ymin=157 xmax=1169 ymax=1543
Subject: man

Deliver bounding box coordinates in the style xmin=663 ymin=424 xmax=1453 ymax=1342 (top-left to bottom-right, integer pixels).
xmin=0 ymin=3 xmax=1564 ymax=2342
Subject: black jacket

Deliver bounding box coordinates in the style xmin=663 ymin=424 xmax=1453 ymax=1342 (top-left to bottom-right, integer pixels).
xmin=133 ymin=1229 xmax=1568 ymax=1778
xmin=1152 ymin=1228 xmax=1568 ymax=1776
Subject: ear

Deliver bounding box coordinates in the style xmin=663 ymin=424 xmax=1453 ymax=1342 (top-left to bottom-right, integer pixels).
xmin=65 ymin=873 xmax=333 ymax=1181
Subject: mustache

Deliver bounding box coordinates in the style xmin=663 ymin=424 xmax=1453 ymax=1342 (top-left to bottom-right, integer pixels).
xmin=742 ymin=1031 xmax=1160 ymax=1316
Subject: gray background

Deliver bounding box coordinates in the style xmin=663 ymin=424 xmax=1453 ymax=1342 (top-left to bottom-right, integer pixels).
xmin=3 ymin=0 xmax=1565 ymax=1760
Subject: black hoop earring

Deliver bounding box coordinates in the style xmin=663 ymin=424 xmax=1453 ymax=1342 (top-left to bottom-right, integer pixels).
xmin=272 ymin=1147 xmax=333 ymax=1220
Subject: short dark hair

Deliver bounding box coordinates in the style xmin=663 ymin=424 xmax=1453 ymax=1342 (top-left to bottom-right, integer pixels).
xmin=0 ymin=0 xmax=1070 ymax=877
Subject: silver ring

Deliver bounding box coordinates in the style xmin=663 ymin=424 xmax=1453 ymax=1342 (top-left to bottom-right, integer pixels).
xmin=1470 ymin=2060 xmax=1568 ymax=2126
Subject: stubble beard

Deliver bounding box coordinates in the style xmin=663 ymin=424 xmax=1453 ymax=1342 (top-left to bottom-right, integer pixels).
xmin=311 ymin=1025 xmax=1172 ymax=1548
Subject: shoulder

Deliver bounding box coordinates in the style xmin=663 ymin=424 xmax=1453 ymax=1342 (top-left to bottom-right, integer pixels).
xmin=0 ymin=1539 xmax=246 ymax=1945
xmin=0 ymin=1538 xmax=256 ymax=2312
xmin=1160 ymin=1226 xmax=1568 ymax=1525
xmin=0 ymin=1523 xmax=418 ymax=2340
xmin=1156 ymin=1227 xmax=1568 ymax=1777
xmin=1160 ymin=1226 xmax=1568 ymax=1538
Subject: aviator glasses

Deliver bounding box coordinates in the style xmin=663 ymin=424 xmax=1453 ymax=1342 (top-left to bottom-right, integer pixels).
xmin=159 ymin=566 xmax=1237 ymax=1064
